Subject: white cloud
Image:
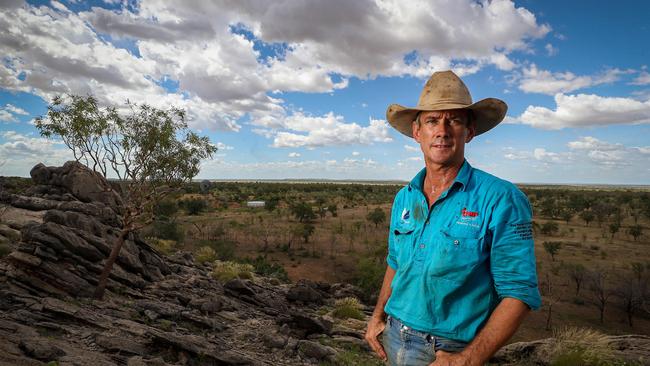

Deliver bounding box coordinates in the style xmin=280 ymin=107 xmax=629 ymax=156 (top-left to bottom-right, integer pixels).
xmin=351 ymin=151 xmax=360 ymax=156
xmin=544 ymin=43 xmax=558 ymax=56
xmin=631 ymin=71 xmax=650 ymax=86
xmin=0 ymin=110 xmax=17 ymax=123
xmin=288 ymin=152 xmax=301 ymax=158
xmin=517 ymin=65 xmax=627 ymax=95
xmin=4 ymin=104 xmax=29 ymax=115
xmin=518 ymin=93 xmax=650 ymax=129
xmin=404 ymin=144 xmax=420 ymax=152
xmin=215 ymin=142 xmax=234 ymax=151
xmin=567 ymin=136 xmax=622 ymax=151
xmin=0 ymin=131 xmax=73 ymax=175
xmin=269 ymin=112 xmax=392 ymax=148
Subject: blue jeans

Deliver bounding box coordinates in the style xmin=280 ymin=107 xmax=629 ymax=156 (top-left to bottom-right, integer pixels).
xmin=382 ymin=316 xmax=468 ymax=366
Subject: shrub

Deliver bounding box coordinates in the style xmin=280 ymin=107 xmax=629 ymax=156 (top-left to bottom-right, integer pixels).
xmin=332 ymin=297 xmax=364 ymax=320
xmin=150 ymin=220 xmax=184 ymax=242
xmin=241 ymin=255 xmax=289 ymax=282
xmin=354 ymin=257 xmax=385 ymax=302
xmin=149 ymin=239 xmax=177 ymax=256
xmin=195 ymin=246 xmax=217 ymax=264
xmin=183 ymin=198 xmax=208 ymax=215
xmin=197 ymin=239 xmax=235 ymax=261
xmin=549 ymin=327 xmax=621 ymax=366
xmin=211 ymin=261 xmax=254 ymax=282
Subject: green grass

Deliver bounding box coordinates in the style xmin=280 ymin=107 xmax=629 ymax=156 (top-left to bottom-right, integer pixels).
xmin=332 ymin=297 xmax=364 ymax=320
xmin=210 ymin=261 xmax=254 ymax=282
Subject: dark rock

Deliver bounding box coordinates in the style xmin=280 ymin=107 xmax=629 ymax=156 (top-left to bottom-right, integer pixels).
xmin=19 ymin=338 xmax=66 ymax=360
xmin=283 ymin=311 xmax=333 ymax=336
xmin=286 ymin=283 xmax=323 ymax=304
xmin=224 ymin=278 xmax=256 ymax=297
xmin=297 ymin=340 xmax=337 ymax=360
xmin=263 ymin=333 xmax=288 ymax=349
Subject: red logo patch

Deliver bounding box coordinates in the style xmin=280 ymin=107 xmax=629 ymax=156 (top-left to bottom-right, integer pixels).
xmin=461 ymin=208 xmax=478 ymax=217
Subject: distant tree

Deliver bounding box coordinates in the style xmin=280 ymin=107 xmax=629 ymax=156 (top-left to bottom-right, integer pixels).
xmin=609 ymin=222 xmax=620 ymax=240
xmin=560 ymin=208 xmax=574 ymax=225
xmin=567 ymin=263 xmax=586 ymax=296
xmin=36 ymin=94 xmax=216 ymax=299
xmin=628 ymin=225 xmax=643 ymax=241
xmin=154 ymin=199 xmax=179 ymax=220
xmin=366 ymin=208 xmax=386 ymax=228
xmin=579 ymin=210 xmax=595 ymax=227
xmin=327 ymin=204 xmax=338 ymax=217
xmin=265 ymin=197 xmax=279 ymax=212
xmin=615 ymin=272 xmax=646 ymax=327
xmin=315 ymin=197 xmax=327 ymax=219
xmin=631 ymin=262 xmax=645 ymax=283
xmin=290 ymin=202 xmax=316 ymax=223
xmin=183 ymin=198 xmax=207 ymax=215
xmin=540 ymin=222 xmax=559 ymax=236
xmin=588 ymin=269 xmax=614 ymax=323
xmin=297 ymin=223 xmax=315 ymax=244
xmin=543 ymin=241 xmax=562 ymax=261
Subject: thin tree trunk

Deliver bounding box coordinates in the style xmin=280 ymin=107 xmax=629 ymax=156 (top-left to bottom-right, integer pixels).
xmin=94 ymin=228 xmax=130 ymax=299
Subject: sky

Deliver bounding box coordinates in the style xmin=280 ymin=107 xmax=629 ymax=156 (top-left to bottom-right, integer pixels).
xmin=0 ymin=0 xmax=649 ymax=184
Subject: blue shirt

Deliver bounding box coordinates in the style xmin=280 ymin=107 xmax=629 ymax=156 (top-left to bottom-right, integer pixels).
xmin=384 ymin=160 xmax=541 ymax=343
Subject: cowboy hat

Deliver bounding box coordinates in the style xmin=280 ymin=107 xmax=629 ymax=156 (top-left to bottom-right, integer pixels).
xmin=386 ymin=70 xmax=507 ymax=137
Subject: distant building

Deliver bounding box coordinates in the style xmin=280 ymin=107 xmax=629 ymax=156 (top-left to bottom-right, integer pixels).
xmin=246 ymin=201 xmax=265 ymax=208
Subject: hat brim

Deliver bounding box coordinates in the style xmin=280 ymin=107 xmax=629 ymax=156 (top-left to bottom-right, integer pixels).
xmin=386 ymin=98 xmax=507 ymax=138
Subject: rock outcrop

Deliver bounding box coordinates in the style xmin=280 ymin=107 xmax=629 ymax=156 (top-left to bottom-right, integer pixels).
xmin=0 ymin=162 xmax=369 ymax=365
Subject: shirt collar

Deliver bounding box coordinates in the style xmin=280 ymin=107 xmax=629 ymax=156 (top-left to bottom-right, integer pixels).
xmin=409 ymin=159 xmax=472 ymax=193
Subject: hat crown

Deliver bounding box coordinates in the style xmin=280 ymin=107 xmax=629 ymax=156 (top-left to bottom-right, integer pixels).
xmin=417 ymin=71 xmax=472 ymax=108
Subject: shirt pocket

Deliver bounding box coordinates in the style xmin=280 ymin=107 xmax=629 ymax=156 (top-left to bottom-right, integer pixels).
xmin=392 ymin=221 xmax=416 ymax=265
xmin=428 ymin=229 xmax=483 ymax=284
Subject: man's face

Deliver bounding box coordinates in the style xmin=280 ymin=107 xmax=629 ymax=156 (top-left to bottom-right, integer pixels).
xmin=412 ymin=109 xmax=475 ymax=168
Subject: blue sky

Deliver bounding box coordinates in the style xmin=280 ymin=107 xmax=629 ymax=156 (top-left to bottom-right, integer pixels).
xmin=1 ymin=0 xmax=649 ymax=184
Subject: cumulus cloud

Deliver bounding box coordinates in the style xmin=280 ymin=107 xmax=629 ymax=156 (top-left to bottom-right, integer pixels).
xmin=631 ymin=71 xmax=650 ymax=86
xmin=518 ymin=93 xmax=650 ymax=129
xmin=544 ymin=43 xmax=558 ymax=56
xmin=404 ymin=144 xmax=420 ymax=152
xmin=288 ymin=152 xmax=301 ymax=158
xmin=0 ymin=1 xmax=550 ymax=137
xmin=517 ymin=65 xmax=628 ymax=95
xmin=567 ymin=136 xmax=623 ymax=151
xmin=0 ymin=131 xmax=73 ymax=175
xmin=351 ymin=151 xmax=360 ymax=156
xmin=215 ymin=142 xmax=234 ymax=151
xmin=268 ymin=112 xmax=392 ymax=148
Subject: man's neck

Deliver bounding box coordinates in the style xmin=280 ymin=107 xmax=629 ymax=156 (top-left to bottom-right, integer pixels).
xmin=422 ymin=160 xmax=463 ymax=205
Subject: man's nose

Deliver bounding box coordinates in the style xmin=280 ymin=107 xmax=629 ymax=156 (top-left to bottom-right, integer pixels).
xmin=433 ymin=119 xmax=452 ymax=137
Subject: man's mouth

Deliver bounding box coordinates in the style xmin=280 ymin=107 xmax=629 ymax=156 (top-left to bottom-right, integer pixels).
xmin=432 ymin=144 xmax=452 ymax=148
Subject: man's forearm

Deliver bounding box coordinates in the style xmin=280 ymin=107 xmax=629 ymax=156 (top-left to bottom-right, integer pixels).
xmin=371 ymin=265 xmax=396 ymax=319
xmin=458 ymin=298 xmax=530 ymax=365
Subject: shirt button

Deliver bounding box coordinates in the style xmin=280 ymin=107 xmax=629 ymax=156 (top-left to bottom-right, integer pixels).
xmin=419 ymin=244 xmax=425 ymax=249
xmin=453 ymin=240 xmax=460 ymax=245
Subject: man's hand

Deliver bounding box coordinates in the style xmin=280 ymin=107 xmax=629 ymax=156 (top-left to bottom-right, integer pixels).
xmin=364 ymin=316 xmax=387 ymax=360
xmin=429 ymin=350 xmax=473 ymax=366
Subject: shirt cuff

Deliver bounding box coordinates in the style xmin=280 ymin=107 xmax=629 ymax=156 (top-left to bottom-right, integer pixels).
xmin=496 ymin=285 xmax=542 ymax=310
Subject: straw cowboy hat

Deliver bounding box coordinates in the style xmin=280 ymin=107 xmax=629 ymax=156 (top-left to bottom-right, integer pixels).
xmin=386 ymin=70 xmax=507 ymax=137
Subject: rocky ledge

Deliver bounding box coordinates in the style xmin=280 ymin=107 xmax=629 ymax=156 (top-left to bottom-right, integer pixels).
xmin=0 ymin=162 xmax=648 ymax=366
xmin=0 ymin=162 xmax=369 ymax=365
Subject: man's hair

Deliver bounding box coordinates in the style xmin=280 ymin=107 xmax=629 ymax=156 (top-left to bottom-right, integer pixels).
xmin=414 ymin=110 xmax=475 ymax=127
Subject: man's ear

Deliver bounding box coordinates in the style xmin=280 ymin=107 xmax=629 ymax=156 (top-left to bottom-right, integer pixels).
xmin=412 ymin=120 xmax=421 ymax=143
xmin=465 ymin=123 xmax=476 ymax=143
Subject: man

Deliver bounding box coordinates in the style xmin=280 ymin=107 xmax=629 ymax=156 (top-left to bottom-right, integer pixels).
xmin=365 ymin=71 xmax=541 ymax=366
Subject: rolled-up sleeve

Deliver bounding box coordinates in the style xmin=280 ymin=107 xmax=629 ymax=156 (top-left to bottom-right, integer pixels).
xmin=489 ymin=188 xmax=542 ymax=310
xmin=386 ymin=195 xmax=400 ymax=270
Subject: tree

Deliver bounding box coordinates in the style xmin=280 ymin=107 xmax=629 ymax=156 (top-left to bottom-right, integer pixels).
xmin=290 ymin=202 xmax=316 ymax=223
xmin=628 ymin=224 xmax=643 ymax=241
xmin=366 ymin=207 xmax=386 ymax=228
xmin=615 ymin=272 xmax=646 ymax=327
xmin=543 ymin=241 xmax=561 ymax=261
xmin=36 ymin=95 xmax=216 ymax=299
xmin=588 ymin=269 xmax=614 ymax=323
xmin=560 ymin=208 xmax=574 ymax=225
xmin=295 ymin=223 xmax=315 ymax=244
xmin=567 ymin=263 xmax=586 ymax=296
xmin=540 ymin=222 xmax=559 ymax=236
xmin=327 ymin=204 xmax=338 ymax=217
xmin=579 ymin=210 xmax=595 ymax=227
xmin=609 ymin=222 xmax=620 ymax=240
